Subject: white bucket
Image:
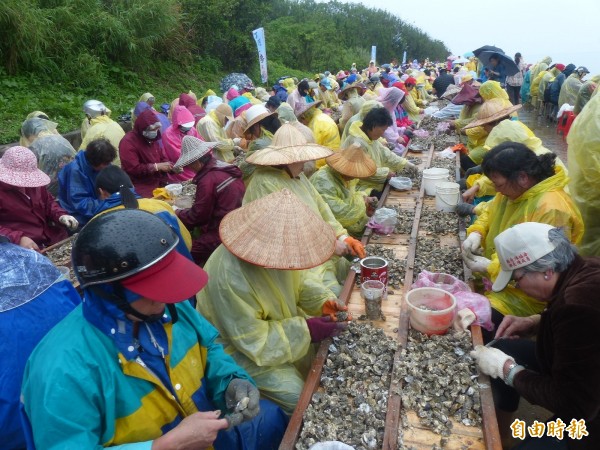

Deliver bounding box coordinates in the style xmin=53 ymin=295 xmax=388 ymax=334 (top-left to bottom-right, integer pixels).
xmin=435 ymin=181 xmax=461 ymax=212
xmin=422 ymin=168 xmax=449 ymax=196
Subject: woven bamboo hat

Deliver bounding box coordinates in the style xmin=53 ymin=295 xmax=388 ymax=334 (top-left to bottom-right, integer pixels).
xmin=174 ymin=136 xmax=219 ymax=168
xmin=326 ymin=144 xmax=376 ymax=178
xmin=243 ymin=104 xmax=277 ymax=133
xmin=338 ymin=83 xmax=367 ymax=100
xmin=462 ymin=99 xmax=522 ymax=130
xmin=219 ymin=189 xmax=336 ymax=269
xmin=246 ymin=123 xmax=333 ymax=165
xmin=294 ymin=100 xmax=322 ymax=119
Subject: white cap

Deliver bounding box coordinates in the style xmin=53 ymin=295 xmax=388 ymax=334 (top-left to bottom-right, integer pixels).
xmin=492 ymin=222 xmax=557 ymax=292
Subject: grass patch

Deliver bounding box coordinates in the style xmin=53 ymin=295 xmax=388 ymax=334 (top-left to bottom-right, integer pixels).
xmin=0 ymin=59 xmax=308 ymax=145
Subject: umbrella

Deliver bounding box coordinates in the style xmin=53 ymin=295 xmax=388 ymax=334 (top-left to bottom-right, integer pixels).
xmin=463 ymin=51 xmax=474 ymax=58
xmin=452 ymin=57 xmax=470 ymax=65
xmin=477 ymin=51 xmax=519 ymax=76
xmin=473 ymin=45 xmax=504 ymax=57
xmin=220 ymin=73 xmax=255 ymax=93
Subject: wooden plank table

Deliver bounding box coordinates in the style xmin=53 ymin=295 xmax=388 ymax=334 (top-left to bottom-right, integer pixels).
xmin=280 ymin=146 xmax=501 ymax=449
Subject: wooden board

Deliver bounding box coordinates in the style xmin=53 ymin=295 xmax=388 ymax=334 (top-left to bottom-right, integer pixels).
xmin=280 ymin=149 xmax=501 ymax=450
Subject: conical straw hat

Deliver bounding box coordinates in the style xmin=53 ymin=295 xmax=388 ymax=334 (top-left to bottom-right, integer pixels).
xmin=462 ymin=99 xmax=521 ymax=130
xmin=326 ymin=144 xmax=377 ymax=178
xmin=219 ymin=189 xmax=336 ymax=269
xmin=246 ymin=123 xmax=333 ymax=165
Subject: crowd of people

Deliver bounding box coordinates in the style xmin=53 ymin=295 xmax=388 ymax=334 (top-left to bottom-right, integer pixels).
xmin=1 ymin=53 xmax=599 ymax=450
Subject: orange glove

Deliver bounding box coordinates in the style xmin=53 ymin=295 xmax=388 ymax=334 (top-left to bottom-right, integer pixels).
xmin=344 ymin=236 xmax=366 ymax=258
xmin=451 ymin=143 xmax=468 ymax=155
xmin=322 ymin=300 xmax=351 ymax=322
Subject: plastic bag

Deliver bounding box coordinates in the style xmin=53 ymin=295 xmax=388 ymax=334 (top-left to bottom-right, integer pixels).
xmin=366 ymin=207 xmax=398 ymax=234
xmin=412 ymin=271 xmax=493 ymax=330
xmin=389 ymin=176 xmax=413 ymax=191
xmin=454 ymin=291 xmax=494 ymax=331
xmin=424 ymin=106 xmax=440 ymax=116
xmin=412 ymin=270 xmax=471 ymax=294
xmin=438 ymin=148 xmax=456 ymax=159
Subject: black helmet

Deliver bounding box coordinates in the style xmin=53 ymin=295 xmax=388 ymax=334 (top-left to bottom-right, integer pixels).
xmin=576 ymin=66 xmax=589 ymax=76
xmin=72 ymin=209 xmax=179 ymax=288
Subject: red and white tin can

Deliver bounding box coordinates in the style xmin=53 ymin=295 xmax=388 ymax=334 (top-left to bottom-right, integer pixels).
xmin=360 ymin=256 xmax=388 ymax=295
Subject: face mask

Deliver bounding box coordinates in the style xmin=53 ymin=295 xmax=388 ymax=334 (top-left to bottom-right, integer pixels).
xmin=143 ymin=130 xmax=158 ymax=140
xmin=179 ymin=126 xmax=192 ymax=134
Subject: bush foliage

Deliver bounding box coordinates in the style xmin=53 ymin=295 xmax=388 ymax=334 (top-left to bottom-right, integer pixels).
xmin=0 ymin=0 xmax=449 ymax=143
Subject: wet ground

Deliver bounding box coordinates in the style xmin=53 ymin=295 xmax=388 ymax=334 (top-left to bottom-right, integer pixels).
xmin=518 ymin=104 xmax=569 ymax=164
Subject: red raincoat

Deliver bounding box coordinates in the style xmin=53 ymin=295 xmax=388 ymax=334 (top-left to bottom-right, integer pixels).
xmin=0 ymin=181 xmax=68 ymax=247
xmin=119 ymin=110 xmax=170 ymax=198
xmin=176 ymin=158 xmax=245 ymax=265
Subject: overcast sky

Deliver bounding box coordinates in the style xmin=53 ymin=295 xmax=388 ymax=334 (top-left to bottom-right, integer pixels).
xmin=323 ymin=0 xmax=600 ymax=75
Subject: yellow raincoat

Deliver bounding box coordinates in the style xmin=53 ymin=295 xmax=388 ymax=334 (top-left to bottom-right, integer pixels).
xmin=196 ymin=245 xmax=333 ymax=414
xmin=341 ymin=100 xmax=383 ymax=142
xmin=468 ymin=120 xmax=568 ymax=197
xmin=244 ymin=166 xmax=349 ymax=295
xmin=529 ymin=57 xmax=552 ymax=96
xmin=465 ymin=81 xmax=514 ymax=163
xmin=568 ymin=93 xmax=600 ymax=256
xmin=467 ymin=166 xmax=584 ymax=316
xmin=237 ymin=129 xmax=274 ymax=184
xmin=80 ymin=115 xmax=124 ymax=167
xmin=343 ymin=121 xmax=408 ymax=193
xmin=339 ymin=90 xmax=366 ymax=131
xmin=558 ymin=73 xmax=583 ymax=108
xmin=453 ymin=103 xmax=483 ymax=131
xmin=530 ymin=70 xmax=548 ymax=98
xmin=574 ymin=75 xmax=600 ymax=114
xmin=196 ymin=111 xmax=236 ymax=162
xmin=310 ymin=166 xmax=369 ymax=238
xmin=242 ymin=92 xmax=262 ymax=105
xmin=402 ymin=90 xmax=422 ymax=122
xmin=304 ymin=109 xmax=341 ymax=169
xmin=320 ymin=89 xmax=341 ymax=110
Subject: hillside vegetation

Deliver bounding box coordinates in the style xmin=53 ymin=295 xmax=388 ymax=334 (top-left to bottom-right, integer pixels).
xmin=0 ymin=0 xmax=448 ymax=144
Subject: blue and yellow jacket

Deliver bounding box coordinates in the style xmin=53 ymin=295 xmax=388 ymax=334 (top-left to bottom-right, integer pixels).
xmin=21 ymin=292 xmax=253 ymax=449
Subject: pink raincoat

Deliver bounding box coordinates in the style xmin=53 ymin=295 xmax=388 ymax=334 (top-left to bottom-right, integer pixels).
xmin=378 ymin=87 xmax=408 ymax=155
xmin=163 ymin=106 xmax=202 ymax=181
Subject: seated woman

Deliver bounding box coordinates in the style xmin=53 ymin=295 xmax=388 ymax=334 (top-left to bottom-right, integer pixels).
xmin=93 ymin=165 xmax=192 ymax=260
xmin=376 ymin=87 xmax=410 ymax=155
xmin=342 ymin=107 xmax=416 ymax=195
xmin=0 ymin=146 xmax=78 ymax=250
xmin=244 ymin=124 xmax=365 ymax=296
xmin=58 ymin=138 xmax=117 ymax=226
xmin=197 ymin=190 xmax=348 ymax=414
xmin=461 ymin=143 xmax=583 ymax=332
xmin=162 ymin=105 xmax=203 ymax=182
xmin=472 ymin=223 xmax=600 ymax=449
xmin=310 ymin=144 xmax=377 ymax=238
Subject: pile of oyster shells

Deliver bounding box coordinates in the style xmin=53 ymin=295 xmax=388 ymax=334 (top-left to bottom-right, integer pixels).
xmin=397 ymin=329 xmax=482 ymax=438
xmin=397 ymin=164 xmax=421 ymax=190
xmin=365 ymin=244 xmax=406 ymax=289
xmin=45 ymin=240 xmax=74 ymax=267
xmin=420 ymin=206 xmax=458 ymax=235
xmin=413 ymin=237 xmax=464 ymax=279
xmin=392 ymin=207 xmax=416 ymax=235
xmin=430 ymin=157 xmax=458 ymax=181
xmin=180 ymin=180 xmax=196 ymax=197
xmin=296 ymin=322 xmax=397 ymax=450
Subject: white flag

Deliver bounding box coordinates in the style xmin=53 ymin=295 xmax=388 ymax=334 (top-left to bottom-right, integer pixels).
xmin=252 ymin=28 xmax=268 ymax=83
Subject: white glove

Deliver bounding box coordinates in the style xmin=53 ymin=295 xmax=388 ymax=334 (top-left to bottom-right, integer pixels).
xmin=462 ymin=252 xmax=491 ymax=273
xmin=233 ymin=137 xmax=242 ymax=145
xmin=470 ymin=345 xmax=512 ymax=379
xmin=59 ymin=215 xmax=79 ymax=230
xmin=462 ymin=232 xmax=482 ymax=256
xmin=404 ymin=162 xmax=417 ymax=170
xmin=453 ymin=308 xmax=476 ymax=332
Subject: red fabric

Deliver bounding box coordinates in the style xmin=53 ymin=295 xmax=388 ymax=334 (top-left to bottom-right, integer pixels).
xmin=176 ymin=159 xmax=245 ymax=265
xmin=0 ymin=181 xmax=68 ymax=247
xmin=392 ymin=81 xmax=407 ymax=93
xmin=119 ymin=109 xmax=169 ymax=198
xmin=179 ymin=93 xmax=206 ymax=125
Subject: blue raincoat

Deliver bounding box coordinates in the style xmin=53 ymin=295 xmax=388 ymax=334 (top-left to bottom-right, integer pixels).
xmin=0 ymin=244 xmax=81 ymax=448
